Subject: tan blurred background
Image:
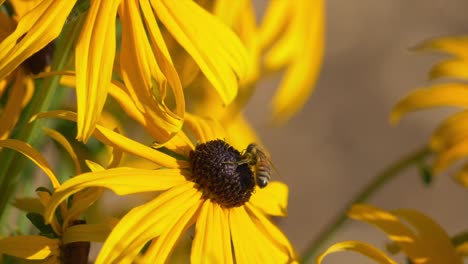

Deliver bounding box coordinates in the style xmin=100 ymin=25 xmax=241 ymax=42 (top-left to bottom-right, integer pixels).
xmin=248 ymin=1 xmax=468 ymax=263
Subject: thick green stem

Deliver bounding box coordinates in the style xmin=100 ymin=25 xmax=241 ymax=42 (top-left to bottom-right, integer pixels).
xmin=301 ymin=146 xmax=432 ymax=263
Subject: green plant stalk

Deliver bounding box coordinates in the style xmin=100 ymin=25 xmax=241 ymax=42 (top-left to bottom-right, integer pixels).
xmin=301 ymin=146 xmax=432 ymax=263
xmin=0 ymin=18 xmax=83 ymax=230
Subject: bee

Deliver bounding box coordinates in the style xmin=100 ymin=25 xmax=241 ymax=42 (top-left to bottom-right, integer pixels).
xmin=240 ymin=143 xmax=275 ymax=188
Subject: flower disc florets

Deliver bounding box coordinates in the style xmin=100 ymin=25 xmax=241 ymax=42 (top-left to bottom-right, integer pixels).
xmin=189 ymin=139 xmax=255 ymax=208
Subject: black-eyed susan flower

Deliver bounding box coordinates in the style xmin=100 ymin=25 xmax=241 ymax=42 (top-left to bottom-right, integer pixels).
xmin=32 ymin=108 xmax=296 ymax=263
xmin=0 ymin=138 xmax=115 ymax=263
xmin=317 ymin=204 xmax=467 ymax=264
xmin=391 ymin=36 xmax=468 ymax=186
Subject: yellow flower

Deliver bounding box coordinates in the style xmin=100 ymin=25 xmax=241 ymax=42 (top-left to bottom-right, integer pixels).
xmin=317 ymin=204 xmax=466 ymax=264
xmin=1 ymin=0 xmax=250 ymax=142
xmin=259 ymin=0 xmax=325 ymax=123
xmin=33 ymin=109 xmax=296 ymax=263
xmin=0 ymin=138 xmax=115 ymax=263
xmin=391 ymin=36 xmax=468 ymax=186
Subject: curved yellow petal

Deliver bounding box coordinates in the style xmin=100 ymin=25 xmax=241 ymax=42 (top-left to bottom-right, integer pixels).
xmin=414 ymin=36 xmax=468 ymax=58
xmin=0 ymin=139 xmax=60 ymax=188
xmin=268 ymin=0 xmax=324 ymax=123
xmin=431 ymin=110 xmax=468 ymax=151
xmin=454 ymin=163 xmax=468 ymax=187
xmin=248 ymin=181 xmax=288 ymax=217
xmin=184 ymin=113 xmax=226 ymax=144
xmin=0 ymin=236 xmax=59 ymax=260
xmin=75 ymin=0 xmax=121 ymax=142
xmin=0 ymin=0 xmax=75 ymax=80
xmin=43 ymin=168 xmax=188 ymax=224
xmin=142 ymin=195 xmax=202 ymax=263
xmin=96 ymin=182 xmax=199 ymax=263
xmin=392 ymin=209 xmax=461 ymax=264
xmin=64 ymin=187 xmax=104 ymax=229
xmin=119 ymin=0 xmax=184 ymax=146
xmin=62 ymin=222 xmax=117 ymax=244
xmin=31 ymin=110 xmax=188 ymax=168
xmin=12 ymin=197 xmax=44 ymax=215
xmin=432 ymin=139 xmax=468 ymax=173
xmin=43 ymin=128 xmax=82 ymax=174
xmin=191 ymin=201 xmax=233 ymax=264
xmin=429 ymin=59 xmax=468 ymax=80
xmin=391 ymin=83 xmax=468 ymax=124
xmin=316 ymin=241 xmax=397 ymax=264
xmin=456 ymin=242 xmax=468 ymax=257
xmin=153 ymin=0 xmax=250 ymax=105
xmin=348 ymin=204 xmax=419 ymax=256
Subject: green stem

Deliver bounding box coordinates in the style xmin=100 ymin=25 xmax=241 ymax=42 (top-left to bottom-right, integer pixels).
xmin=300 ymin=146 xmax=432 ymax=263
xmin=0 ymin=17 xmax=83 ymax=230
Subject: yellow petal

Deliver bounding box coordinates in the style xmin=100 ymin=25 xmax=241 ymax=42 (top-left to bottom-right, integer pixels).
xmin=153 ymin=0 xmax=250 ymax=105
xmin=429 ymin=59 xmax=468 ymax=80
xmin=454 ymin=164 xmax=468 ymax=187
xmin=316 ymin=241 xmax=397 ymax=264
xmin=43 ymin=168 xmax=188 ymax=224
xmin=0 ymin=236 xmax=59 ymax=260
xmin=248 ymin=181 xmax=288 ymax=217
xmin=12 ymin=197 xmax=44 ymax=215
xmin=456 ymin=242 xmax=468 ymax=257
xmin=0 ymin=139 xmax=60 ymax=188
xmin=62 ymin=222 xmax=117 ymax=244
xmin=191 ymin=201 xmax=233 ymax=264
xmin=142 ymin=194 xmax=203 ymax=263
xmin=348 ymin=204 xmax=419 ymax=256
xmin=96 ymin=182 xmax=199 ymax=263
xmin=43 ymin=128 xmax=82 ymax=174
xmin=184 ymin=113 xmax=226 ymax=144
xmin=432 ymin=139 xmax=468 ymax=173
xmin=64 ymin=187 xmax=104 ymax=229
xmin=414 ymin=36 xmax=468 ymax=58
xmin=431 ymin=110 xmax=468 ymax=151
xmin=392 ymin=209 xmax=461 ymax=264
xmin=391 ymin=83 xmax=468 ymax=124
xmin=32 ymin=110 xmax=188 ymax=168
xmin=268 ymin=0 xmax=325 ymax=123
xmin=75 ymin=0 xmax=121 ymax=141
xmin=0 ymin=0 xmax=76 ymax=80
xmin=225 ymin=114 xmax=260 ymax=151
xmin=230 ymin=206 xmax=295 ymax=263
xmin=119 ymin=0 xmax=184 ymax=146
xmin=0 ymin=70 xmax=34 ymax=139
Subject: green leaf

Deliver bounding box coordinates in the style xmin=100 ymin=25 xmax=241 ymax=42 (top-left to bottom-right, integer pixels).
xmin=26 ymin=213 xmax=56 ymax=238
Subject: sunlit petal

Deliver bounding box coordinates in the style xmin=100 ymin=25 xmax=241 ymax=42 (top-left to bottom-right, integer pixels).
xmin=43 ymin=168 xmax=187 ymax=224
xmin=414 ymin=36 xmax=468 ymax=58
xmin=249 ymin=181 xmax=288 ymax=216
xmin=75 ymin=0 xmax=121 ymax=141
xmin=429 ymin=59 xmax=468 ymax=80
xmin=152 ymin=0 xmax=250 ymax=105
xmin=317 ymin=241 xmax=397 ymax=264
xmin=43 ymin=128 xmax=82 ymax=174
xmin=391 ymin=83 xmax=468 ymax=124
xmin=62 ymin=221 xmax=117 ymax=244
xmin=0 ymin=139 xmax=60 ymax=188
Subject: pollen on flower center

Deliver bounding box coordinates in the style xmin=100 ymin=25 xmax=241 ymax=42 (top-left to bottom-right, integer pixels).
xmin=189 ymin=139 xmax=255 ymax=208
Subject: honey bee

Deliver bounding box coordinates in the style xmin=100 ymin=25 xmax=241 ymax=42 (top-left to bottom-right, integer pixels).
xmin=240 ymin=143 xmax=275 ymax=188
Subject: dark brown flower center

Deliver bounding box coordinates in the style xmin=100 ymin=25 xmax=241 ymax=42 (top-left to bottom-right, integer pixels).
xmin=189 ymin=139 xmax=255 ymax=208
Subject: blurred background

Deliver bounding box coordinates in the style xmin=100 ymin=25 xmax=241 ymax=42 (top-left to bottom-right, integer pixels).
xmin=248 ymin=1 xmax=468 ymax=263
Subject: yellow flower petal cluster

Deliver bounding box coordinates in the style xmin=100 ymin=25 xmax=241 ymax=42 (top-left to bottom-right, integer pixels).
xmin=318 ymin=204 xmax=466 ymax=264
xmin=391 ymin=36 xmax=468 ymax=186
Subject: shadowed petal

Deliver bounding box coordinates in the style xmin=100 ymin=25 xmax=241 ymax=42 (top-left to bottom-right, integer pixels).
xmin=0 ymin=236 xmax=59 ymax=260
xmin=317 ymin=241 xmax=397 ymax=264
xmin=249 ymin=181 xmax=288 ymax=216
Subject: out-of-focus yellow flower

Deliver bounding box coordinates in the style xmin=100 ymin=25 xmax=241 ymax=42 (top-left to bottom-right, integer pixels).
xmin=0 ymin=138 xmax=115 ymax=263
xmin=391 ymin=36 xmax=468 ymax=186
xmin=318 ymin=204 xmax=466 ymax=264
xmin=1 ymin=0 xmax=250 ymax=142
xmin=184 ymin=0 xmax=325 ymax=124
xmin=32 ymin=107 xmax=296 ymax=263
